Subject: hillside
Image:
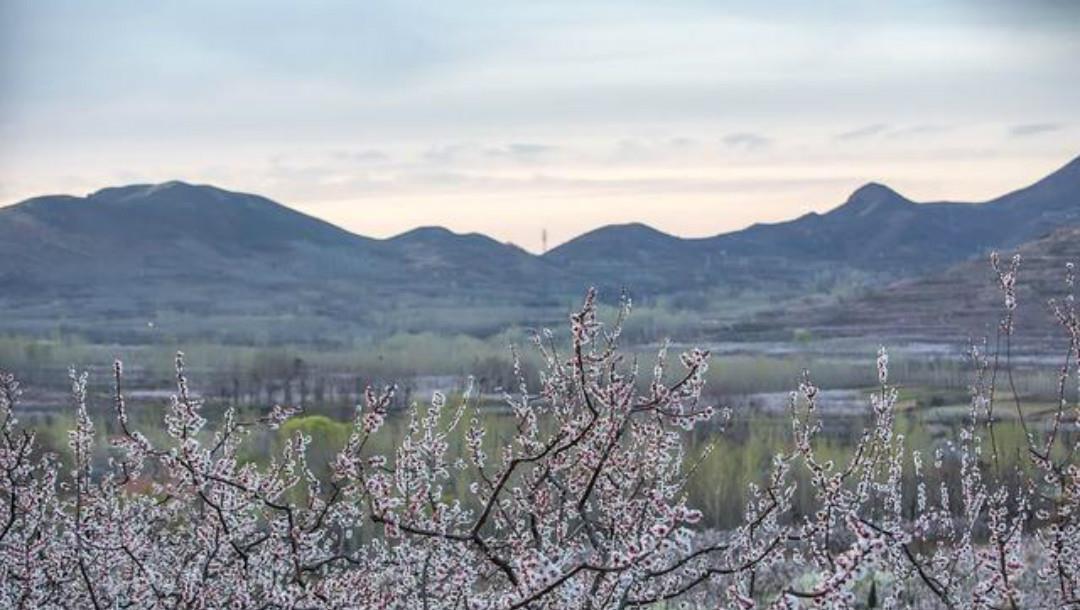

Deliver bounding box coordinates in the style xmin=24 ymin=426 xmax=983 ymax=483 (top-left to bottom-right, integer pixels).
xmin=0 ymin=182 xmax=572 ymax=343
xmin=1 ymin=154 xmax=1078 ymax=345
xmin=385 ymin=226 xmax=563 ymax=301
xmin=548 ymin=155 xmax=1080 ymax=294
xmin=0 ymin=181 xmax=380 ymax=287
xmin=743 ymin=226 xmax=1080 ymax=348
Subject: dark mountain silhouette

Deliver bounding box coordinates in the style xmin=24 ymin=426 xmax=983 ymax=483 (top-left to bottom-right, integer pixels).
xmin=1 ymin=181 xmax=368 ymax=268
xmin=0 ymin=182 xmax=392 ymax=302
xmin=0 ymin=154 xmax=1077 ymax=343
xmin=721 ymin=155 xmax=1080 ymax=266
xmin=385 ymin=226 xmax=562 ymax=293
xmin=0 ymin=181 xmax=558 ymax=290
xmin=549 ymin=155 xmax=1080 ymax=291
xmin=0 ymin=181 xmax=569 ymax=342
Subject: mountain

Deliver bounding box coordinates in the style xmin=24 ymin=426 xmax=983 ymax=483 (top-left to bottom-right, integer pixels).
xmin=543 ymin=223 xmax=717 ymax=294
xmin=384 ymin=226 xmax=563 ymax=298
xmin=0 ymin=181 xmax=405 ymax=309
xmin=0 ymin=181 xmax=377 ymax=284
xmin=0 ymin=154 xmax=1077 ymax=344
xmin=742 ymin=225 xmax=1080 ymax=348
xmin=0 ymin=182 xmax=571 ymax=343
xmin=714 ymin=155 xmax=1080 ymax=268
xmin=547 ymin=154 xmax=1080 ymax=294
xmin=14 ymin=181 xmax=366 ymax=250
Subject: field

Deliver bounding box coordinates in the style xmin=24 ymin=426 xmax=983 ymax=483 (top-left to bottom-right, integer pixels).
xmin=10 ymin=325 xmax=1072 ymax=534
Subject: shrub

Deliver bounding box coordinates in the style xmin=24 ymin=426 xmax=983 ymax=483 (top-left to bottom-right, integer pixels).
xmin=0 ymin=256 xmax=1077 ymax=608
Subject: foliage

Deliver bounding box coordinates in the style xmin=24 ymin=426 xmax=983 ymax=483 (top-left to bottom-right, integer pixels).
xmin=1 ymin=258 xmax=1078 ymax=608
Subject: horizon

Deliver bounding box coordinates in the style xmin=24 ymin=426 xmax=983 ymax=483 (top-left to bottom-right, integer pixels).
xmin=4 ymin=7 xmax=1080 ymax=603
xmin=2 ymin=150 xmax=1077 ymax=253
xmin=2 ymin=1 xmax=1078 ymax=251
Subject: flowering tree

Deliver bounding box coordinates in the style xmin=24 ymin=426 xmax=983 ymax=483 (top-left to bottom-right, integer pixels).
xmin=1 ymin=257 xmax=1078 ymax=608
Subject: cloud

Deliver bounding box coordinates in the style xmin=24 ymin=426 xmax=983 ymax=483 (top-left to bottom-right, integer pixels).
xmin=1008 ymin=123 xmax=1062 ymax=137
xmin=332 ymin=149 xmax=389 ymax=163
xmin=485 ymin=143 xmax=559 ymax=162
xmin=885 ymin=124 xmax=954 ymax=139
xmin=293 ymin=169 xmax=851 ymax=199
xmin=606 ymin=137 xmax=709 ymax=163
xmin=423 ymin=144 xmax=474 ymax=164
xmin=834 ymin=124 xmax=889 ymax=141
xmin=421 ymin=142 xmax=562 ymax=166
xmin=722 ymin=132 xmax=772 ymax=150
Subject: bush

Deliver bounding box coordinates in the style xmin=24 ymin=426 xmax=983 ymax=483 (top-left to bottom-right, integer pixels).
xmin=0 ymin=256 xmax=1077 ymax=608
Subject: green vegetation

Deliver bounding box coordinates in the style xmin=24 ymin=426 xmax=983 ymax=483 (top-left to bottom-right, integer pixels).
xmin=22 ymin=390 xmax=1063 ymax=530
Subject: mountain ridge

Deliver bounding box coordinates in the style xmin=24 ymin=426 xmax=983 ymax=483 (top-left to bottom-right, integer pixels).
xmin=1 ymin=153 xmax=1077 ymax=343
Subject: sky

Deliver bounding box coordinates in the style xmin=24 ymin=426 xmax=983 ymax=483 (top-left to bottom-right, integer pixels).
xmin=1 ymin=1 xmax=1077 ymax=252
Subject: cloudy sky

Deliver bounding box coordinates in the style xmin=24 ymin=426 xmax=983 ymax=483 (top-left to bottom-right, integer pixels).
xmin=1 ymin=1 xmax=1077 ymax=251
